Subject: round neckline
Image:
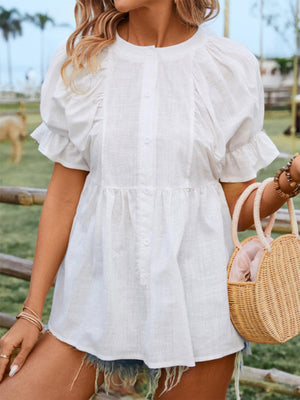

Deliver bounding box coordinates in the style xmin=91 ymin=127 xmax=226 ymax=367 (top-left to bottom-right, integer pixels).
xmin=113 ymin=24 xmax=206 ymax=59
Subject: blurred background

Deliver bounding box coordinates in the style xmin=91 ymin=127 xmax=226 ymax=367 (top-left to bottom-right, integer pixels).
xmin=0 ymin=0 xmax=298 ymax=89
xmin=0 ymin=1 xmax=300 ymax=399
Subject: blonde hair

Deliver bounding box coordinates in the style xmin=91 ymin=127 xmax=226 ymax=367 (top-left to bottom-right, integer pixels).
xmin=61 ymin=0 xmax=220 ymax=89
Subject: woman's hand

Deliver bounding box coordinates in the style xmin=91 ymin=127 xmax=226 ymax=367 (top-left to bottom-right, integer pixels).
xmin=0 ymin=317 xmax=41 ymax=382
xmin=221 ymin=155 xmax=300 ymax=231
xmin=0 ymin=163 xmax=89 ymax=383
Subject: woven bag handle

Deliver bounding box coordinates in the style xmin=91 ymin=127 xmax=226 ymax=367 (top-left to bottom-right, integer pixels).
xmin=231 ymin=182 xmax=276 ymax=249
xmin=254 ymin=177 xmax=299 ymax=252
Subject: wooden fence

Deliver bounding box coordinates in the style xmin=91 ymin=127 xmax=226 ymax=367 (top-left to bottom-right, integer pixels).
xmin=0 ymin=185 xmax=300 ymax=398
xmin=0 ymin=99 xmax=40 ymax=115
xmin=264 ymin=88 xmax=292 ymax=109
xmin=0 ymin=89 xmax=295 ymax=115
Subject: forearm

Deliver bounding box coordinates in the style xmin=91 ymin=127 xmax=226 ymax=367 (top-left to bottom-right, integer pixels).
xmin=24 ymin=199 xmax=76 ymax=317
xmin=23 ymin=164 xmax=88 ymax=318
xmin=238 ymin=155 xmax=300 ymax=231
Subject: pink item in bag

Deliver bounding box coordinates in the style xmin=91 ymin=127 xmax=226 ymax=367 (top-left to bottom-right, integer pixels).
xmin=229 ymin=236 xmax=273 ymax=282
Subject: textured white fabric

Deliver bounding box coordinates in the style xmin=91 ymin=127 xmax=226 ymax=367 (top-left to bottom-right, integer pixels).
xmin=31 ymin=24 xmax=280 ymax=368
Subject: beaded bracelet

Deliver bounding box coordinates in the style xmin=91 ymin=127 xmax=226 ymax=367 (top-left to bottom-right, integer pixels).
xmin=285 ymin=153 xmax=300 ymax=189
xmin=274 ymin=168 xmax=290 ymax=199
xmin=274 ymin=154 xmax=300 ymax=199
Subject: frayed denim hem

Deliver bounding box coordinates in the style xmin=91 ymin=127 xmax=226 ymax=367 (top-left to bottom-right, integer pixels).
xmin=43 ymin=324 xmax=189 ymax=399
xmin=232 ymin=340 xmax=252 ymax=400
xmin=44 ymin=324 xmax=247 ymax=400
xmin=242 ymin=339 xmax=252 ymax=356
xmin=81 ymin=352 xmax=190 ymax=400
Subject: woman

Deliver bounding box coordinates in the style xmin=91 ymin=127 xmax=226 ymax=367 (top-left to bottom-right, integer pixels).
xmin=0 ymin=1 xmax=299 ymax=399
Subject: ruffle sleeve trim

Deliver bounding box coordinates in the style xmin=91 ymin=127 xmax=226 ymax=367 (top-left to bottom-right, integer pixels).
xmin=219 ymin=130 xmax=280 ymax=182
xmin=30 ymin=122 xmax=90 ymax=171
xmin=33 ymin=43 xmax=109 ymax=170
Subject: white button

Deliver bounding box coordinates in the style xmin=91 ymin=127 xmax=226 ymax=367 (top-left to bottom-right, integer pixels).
xmin=144 ymin=91 xmax=151 ymax=97
xmin=143 ymin=238 xmax=150 ymax=246
xmin=144 ymin=137 xmax=150 ymax=144
xmin=143 ymin=188 xmax=151 ymax=194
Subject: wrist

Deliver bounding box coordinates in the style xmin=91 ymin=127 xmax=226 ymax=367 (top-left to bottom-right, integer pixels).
xmin=274 ymin=153 xmax=300 ymax=199
xmin=16 ymin=311 xmax=44 ymax=332
xmin=23 ymin=298 xmax=43 ymax=319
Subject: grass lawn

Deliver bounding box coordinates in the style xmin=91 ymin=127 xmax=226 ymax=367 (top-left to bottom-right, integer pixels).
xmin=0 ymin=109 xmax=299 ymax=400
xmin=0 ymin=102 xmax=40 ymax=112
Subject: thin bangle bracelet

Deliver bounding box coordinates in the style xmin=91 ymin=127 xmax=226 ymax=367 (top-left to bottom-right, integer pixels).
xmin=16 ymin=311 xmax=43 ymax=331
xmin=23 ymin=305 xmax=41 ymax=319
xmin=16 ymin=312 xmax=42 ymax=328
xmin=16 ymin=315 xmax=42 ymax=331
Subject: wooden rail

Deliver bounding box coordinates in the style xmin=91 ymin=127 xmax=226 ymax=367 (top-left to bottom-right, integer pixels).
xmin=264 ymin=88 xmax=292 ymax=109
xmin=0 ymin=313 xmax=16 ymax=330
xmin=235 ymin=366 xmax=300 ymax=398
xmin=0 ymin=91 xmax=294 ymax=115
xmin=0 ymin=99 xmax=40 ymax=115
xmin=0 ymin=186 xmax=46 ymax=206
xmin=0 ymin=252 xmax=57 ymax=285
xmin=1 ymin=185 xmax=299 ymax=231
xmin=0 ymin=99 xmax=40 ymax=104
xmin=258 ymin=208 xmax=300 ymax=233
xmin=0 ymin=109 xmax=39 ymax=116
xmin=0 ymin=252 xmax=34 ymax=281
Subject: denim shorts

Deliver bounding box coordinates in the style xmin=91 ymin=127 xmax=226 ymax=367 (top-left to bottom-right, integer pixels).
xmin=44 ymin=325 xmax=251 ymax=400
xmin=74 ymin=351 xmax=190 ymax=400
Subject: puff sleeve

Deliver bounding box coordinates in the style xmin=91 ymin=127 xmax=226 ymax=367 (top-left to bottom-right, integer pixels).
xmin=209 ymin=37 xmax=280 ymax=182
xmin=30 ymin=44 xmax=90 ymax=171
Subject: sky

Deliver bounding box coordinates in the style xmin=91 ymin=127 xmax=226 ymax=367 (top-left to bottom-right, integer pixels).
xmin=0 ymin=0 xmax=296 ymax=89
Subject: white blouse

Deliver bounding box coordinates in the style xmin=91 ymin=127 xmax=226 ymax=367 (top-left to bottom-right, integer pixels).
xmin=31 ymin=24 xmax=279 ymax=368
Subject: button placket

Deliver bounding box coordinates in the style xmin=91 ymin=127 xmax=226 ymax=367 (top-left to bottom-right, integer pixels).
xmin=136 ymin=51 xmax=158 ymax=288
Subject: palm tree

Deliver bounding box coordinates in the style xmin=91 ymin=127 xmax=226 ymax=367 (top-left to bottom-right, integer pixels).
xmin=0 ymin=6 xmax=23 ymax=89
xmin=25 ymin=13 xmax=55 ymax=83
xmin=25 ymin=13 xmax=69 ymax=83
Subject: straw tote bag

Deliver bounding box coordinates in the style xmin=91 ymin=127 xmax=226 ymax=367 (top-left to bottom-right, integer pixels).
xmin=227 ymin=177 xmax=300 ymax=344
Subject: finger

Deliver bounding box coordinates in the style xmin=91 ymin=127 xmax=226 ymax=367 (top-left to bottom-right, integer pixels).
xmin=0 ymin=338 xmax=13 ymax=382
xmin=9 ymin=340 xmax=35 ymax=377
xmin=0 ymin=357 xmax=10 ymax=382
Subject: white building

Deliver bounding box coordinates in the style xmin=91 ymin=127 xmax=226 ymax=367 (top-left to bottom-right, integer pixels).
xmin=260 ymin=58 xmax=299 ymax=89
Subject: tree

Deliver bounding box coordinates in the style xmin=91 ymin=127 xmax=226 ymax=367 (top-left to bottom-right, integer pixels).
xmin=25 ymin=13 xmax=69 ymax=83
xmin=274 ymin=57 xmax=294 ymax=75
xmin=251 ymin=0 xmax=300 ymax=146
xmin=25 ymin=13 xmax=55 ymax=83
xmin=0 ymin=7 xmax=23 ymax=89
xmin=250 ymin=0 xmax=298 ymax=53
